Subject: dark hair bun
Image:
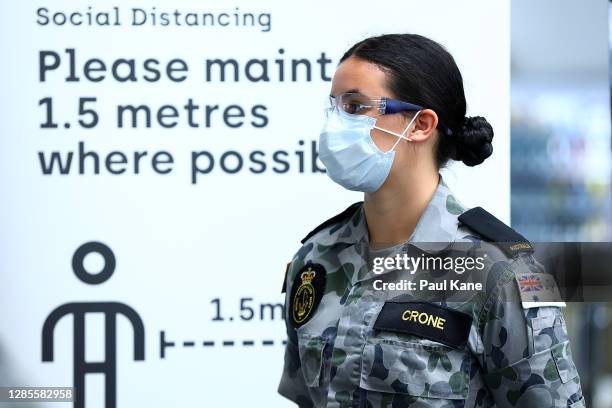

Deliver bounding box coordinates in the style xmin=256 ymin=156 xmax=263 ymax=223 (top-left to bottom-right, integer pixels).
xmin=455 ymin=116 xmax=494 ymax=166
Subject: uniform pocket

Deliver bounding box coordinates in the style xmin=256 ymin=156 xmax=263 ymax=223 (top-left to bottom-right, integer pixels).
xmin=528 ymin=306 xmax=569 ymax=354
xmin=359 ymin=337 xmax=471 ymax=400
xmin=551 ymin=340 xmax=579 ymax=384
xmin=297 ymin=332 xmax=332 ymax=387
xmin=569 ymin=395 xmax=586 ymax=408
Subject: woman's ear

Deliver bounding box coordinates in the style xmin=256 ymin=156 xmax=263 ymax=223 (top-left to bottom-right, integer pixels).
xmin=408 ymin=109 xmax=438 ymax=142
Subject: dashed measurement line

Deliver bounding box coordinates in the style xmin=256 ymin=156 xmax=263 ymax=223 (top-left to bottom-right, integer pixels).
xmin=159 ymin=331 xmax=288 ymax=358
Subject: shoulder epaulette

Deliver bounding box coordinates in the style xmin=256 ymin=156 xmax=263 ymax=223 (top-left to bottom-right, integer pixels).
xmin=300 ymin=202 xmax=362 ymax=244
xmin=458 ymin=206 xmax=534 ymax=257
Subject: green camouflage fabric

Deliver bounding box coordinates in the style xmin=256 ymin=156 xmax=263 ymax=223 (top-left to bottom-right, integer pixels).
xmin=277 ymin=175 xmax=584 ymax=408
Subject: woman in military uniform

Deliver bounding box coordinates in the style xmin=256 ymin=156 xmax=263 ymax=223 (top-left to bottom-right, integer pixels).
xmin=278 ymin=33 xmax=584 ymax=408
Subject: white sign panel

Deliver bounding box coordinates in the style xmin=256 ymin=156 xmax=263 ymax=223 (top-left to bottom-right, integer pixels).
xmin=0 ymin=0 xmax=509 ymax=406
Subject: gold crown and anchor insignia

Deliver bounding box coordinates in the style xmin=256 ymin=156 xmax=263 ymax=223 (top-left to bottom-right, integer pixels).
xmin=300 ymin=268 xmax=316 ymax=283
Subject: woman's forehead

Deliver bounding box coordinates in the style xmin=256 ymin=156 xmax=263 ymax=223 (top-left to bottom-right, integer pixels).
xmin=330 ymin=57 xmax=390 ymax=98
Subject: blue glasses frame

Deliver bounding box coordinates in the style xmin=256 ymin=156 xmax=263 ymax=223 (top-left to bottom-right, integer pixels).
xmin=329 ymin=92 xmax=453 ymax=136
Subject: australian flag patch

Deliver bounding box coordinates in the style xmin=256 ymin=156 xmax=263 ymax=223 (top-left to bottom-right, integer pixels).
xmin=515 ymin=272 xmax=566 ymax=309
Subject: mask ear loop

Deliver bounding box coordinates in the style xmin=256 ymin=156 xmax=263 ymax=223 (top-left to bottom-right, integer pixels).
xmin=374 ymin=110 xmax=422 ymax=153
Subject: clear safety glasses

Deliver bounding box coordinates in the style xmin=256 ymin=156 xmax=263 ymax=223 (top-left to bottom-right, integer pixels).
xmin=326 ymin=91 xmax=453 ymax=136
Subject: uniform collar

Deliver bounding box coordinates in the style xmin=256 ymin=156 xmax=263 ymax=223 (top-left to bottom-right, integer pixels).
xmin=332 ymin=174 xmax=466 ymax=285
xmin=405 ymin=175 xmax=464 ymax=252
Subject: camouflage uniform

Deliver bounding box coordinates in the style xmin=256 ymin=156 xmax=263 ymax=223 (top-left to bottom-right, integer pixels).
xmin=278 ymin=176 xmax=585 ymax=407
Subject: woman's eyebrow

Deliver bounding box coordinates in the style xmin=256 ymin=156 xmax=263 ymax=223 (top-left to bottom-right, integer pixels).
xmin=330 ymin=88 xmax=361 ymax=97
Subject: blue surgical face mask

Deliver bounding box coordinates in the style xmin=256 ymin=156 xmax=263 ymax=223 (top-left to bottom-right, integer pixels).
xmin=318 ymin=108 xmax=422 ymax=193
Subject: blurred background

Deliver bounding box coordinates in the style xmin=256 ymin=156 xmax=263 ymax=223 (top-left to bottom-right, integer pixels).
xmin=511 ymin=0 xmax=611 ymax=406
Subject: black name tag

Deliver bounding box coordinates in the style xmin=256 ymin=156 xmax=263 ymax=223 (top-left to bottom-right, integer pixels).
xmin=373 ymin=301 xmax=472 ymax=349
